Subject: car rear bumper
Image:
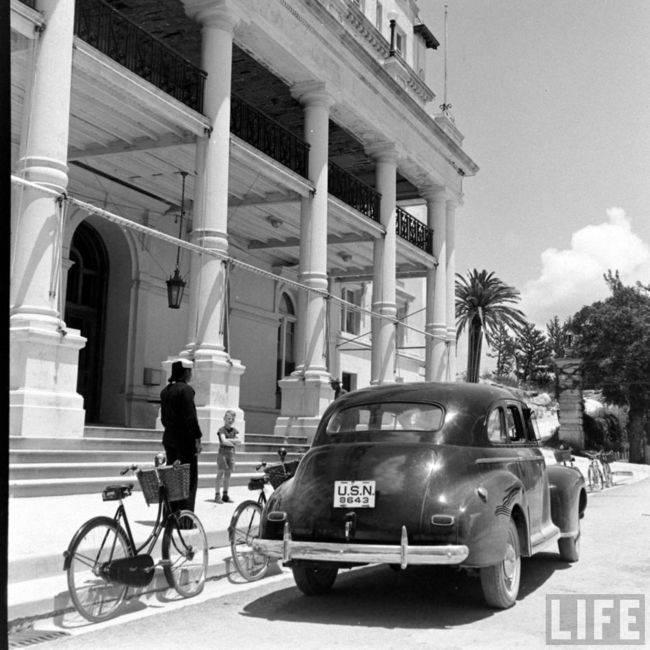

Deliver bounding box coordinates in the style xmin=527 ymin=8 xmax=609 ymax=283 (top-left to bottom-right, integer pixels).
xmin=253 ymin=523 xmax=469 ymax=569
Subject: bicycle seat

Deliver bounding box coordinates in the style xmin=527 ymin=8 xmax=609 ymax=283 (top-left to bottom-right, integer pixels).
xmin=102 ymin=484 xmax=134 ymax=501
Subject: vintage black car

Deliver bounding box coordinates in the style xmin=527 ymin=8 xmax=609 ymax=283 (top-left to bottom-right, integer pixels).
xmin=254 ymin=382 xmax=586 ymax=608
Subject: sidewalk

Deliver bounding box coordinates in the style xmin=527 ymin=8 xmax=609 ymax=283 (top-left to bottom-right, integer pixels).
xmin=7 ymin=483 xmax=260 ymax=627
xmin=8 ymin=458 xmax=650 ymax=628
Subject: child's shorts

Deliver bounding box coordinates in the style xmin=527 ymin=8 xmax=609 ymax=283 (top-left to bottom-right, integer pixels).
xmin=217 ymin=450 xmax=235 ymax=471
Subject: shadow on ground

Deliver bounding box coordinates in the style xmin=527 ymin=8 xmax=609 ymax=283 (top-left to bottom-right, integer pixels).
xmin=241 ymin=554 xmax=567 ymax=630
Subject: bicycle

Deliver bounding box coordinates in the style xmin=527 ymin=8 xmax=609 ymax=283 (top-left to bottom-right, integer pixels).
xmin=63 ymin=456 xmax=208 ymax=622
xmin=585 ymin=451 xmax=607 ymax=491
xmin=599 ymin=451 xmax=615 ymax=488
xmin=228 ymin=448 xmax=300 ymax=581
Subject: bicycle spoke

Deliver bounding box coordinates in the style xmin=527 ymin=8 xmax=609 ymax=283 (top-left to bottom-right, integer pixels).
xmin=66 ymin=518 xmax=130 ymax=623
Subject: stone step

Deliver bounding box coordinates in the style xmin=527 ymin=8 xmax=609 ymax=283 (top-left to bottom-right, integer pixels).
xmin=10 ymin=436 xmax=308 ymax=454
xmin=83 ymin=427 xmax=308 ymax=446
xmin=83 ymin=426 xmax=160 ymax=440
xmin=8 ymin=471 xmax=265 ymax=498
xmin=9 ymin=453 xmax=303 ymax=480
xmin=9 ymin=448 xmax=304 ymax=465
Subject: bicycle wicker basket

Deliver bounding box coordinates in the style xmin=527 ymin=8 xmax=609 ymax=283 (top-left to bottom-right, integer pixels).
xmin=137 ymin=464 xmax=190 ymax=505
xmin=264 ymin=460 xmax=300 ymax=489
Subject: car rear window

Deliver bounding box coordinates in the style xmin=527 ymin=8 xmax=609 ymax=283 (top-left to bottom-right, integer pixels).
xmin=317 ymin=402 xmax=445 ymax=444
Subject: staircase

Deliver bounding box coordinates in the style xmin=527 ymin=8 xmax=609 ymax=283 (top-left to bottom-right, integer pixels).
xmin=9 ymin=426 xmax=309 ymax=498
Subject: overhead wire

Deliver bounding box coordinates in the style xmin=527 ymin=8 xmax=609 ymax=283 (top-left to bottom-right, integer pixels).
xmin=11 ymin=174 xmax=443 ymax=342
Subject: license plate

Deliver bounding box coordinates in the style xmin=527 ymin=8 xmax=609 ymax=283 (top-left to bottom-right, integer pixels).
xmin=333 ymin=480 xmax=376 ymax=508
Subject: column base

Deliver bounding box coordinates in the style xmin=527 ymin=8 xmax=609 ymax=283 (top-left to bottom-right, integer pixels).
xmin=162 ymin=352 xmax=246 ymax=441
xmin=273 ymin=415 xmax=322 ymax=446
xmin=10 ymin=323 xmax=86 ymax=438
xmin=274 ymin=373 xmax=333 ymax=444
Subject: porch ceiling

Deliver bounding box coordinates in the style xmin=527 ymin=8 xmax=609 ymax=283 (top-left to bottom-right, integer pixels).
xmin=11 ymin=31 xmax=432 ymax=277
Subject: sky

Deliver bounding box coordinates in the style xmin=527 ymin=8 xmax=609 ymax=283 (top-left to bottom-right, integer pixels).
xmin=419 ymin=0 xmax=650 ymax=331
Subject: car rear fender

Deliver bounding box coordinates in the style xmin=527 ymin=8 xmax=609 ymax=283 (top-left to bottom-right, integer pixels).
xmin=547 ymin=464 xmax=587 ymax=533
xmin=459 ymin=475 xmax=530 ymax=567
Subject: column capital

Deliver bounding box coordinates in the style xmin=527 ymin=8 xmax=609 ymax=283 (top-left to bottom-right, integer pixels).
xmin=420 ymin=185 xmax=447 ymax=203
xmin=290 ymin=81 xmax=336 ymax=108
xmin=182 ymin=0 xmax=242 ymax=30
xmin=364 ymin=141 xmax=398 ymax=164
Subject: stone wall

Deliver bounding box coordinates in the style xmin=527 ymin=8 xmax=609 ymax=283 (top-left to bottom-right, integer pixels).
xmin=554 ymin=357 xmax=584 ymax=450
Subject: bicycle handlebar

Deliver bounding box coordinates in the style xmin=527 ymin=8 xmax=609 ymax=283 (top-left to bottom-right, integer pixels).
xmin=120 ymin=464 xmax=139 ymax=476
xmin=119 ymin=456 xmax=178 ymax=476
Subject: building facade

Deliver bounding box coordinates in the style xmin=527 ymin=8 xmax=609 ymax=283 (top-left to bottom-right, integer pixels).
xmin=10 ymin=0 xmax=478 ymax=443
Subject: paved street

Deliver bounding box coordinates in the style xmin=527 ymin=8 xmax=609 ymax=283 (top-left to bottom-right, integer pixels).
xmin=21 ymin=475 xmax=650 ymax=650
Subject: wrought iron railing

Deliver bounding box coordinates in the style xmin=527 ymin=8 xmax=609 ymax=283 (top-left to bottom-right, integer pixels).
xmin=328 ymin=161 xmax=381 ymax=222
xmin=396 ymin=206 xmax=433 ymax=254
xmin=74 ymin=0 xmax=206 ymax=113
xmin=230 ymin=92 xmax=309 ymax=178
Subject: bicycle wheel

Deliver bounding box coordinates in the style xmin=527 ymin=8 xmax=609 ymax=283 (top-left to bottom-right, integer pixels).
xmin=229 ymin=500 xmax=269 ymax=581
xmin=602 ymin=462 xmax=613 ymax=488
xmin=162 ymin=510 xmax=208 ymax=598
xmin=588 ymin=464 xmax=600 ymax=490
xmin=65 ymin=516 xmax=131 ymax=622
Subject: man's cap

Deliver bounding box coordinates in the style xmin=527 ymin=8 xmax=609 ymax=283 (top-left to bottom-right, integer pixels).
xmin=170 ymin=358 xmax=193 ymax=381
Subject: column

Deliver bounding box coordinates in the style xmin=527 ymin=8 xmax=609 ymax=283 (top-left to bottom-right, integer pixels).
xmin=367 ymin=144 xmax=398 ymax=385
xmin=274 ymin=82 xmax=334 ymax=443
xmin=446 ymin=199 xmax=458 ymax=381
xmin=181 ymin=1 xmax=245 ymax=439
xmin=423 ymin=188 xmax=448 ymax=381
xmin=10 ymin=0 xmax=86 ymax=438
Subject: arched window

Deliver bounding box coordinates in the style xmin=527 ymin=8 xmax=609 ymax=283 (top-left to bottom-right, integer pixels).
xmin=276 ymin=293 xmax=296 ymax=409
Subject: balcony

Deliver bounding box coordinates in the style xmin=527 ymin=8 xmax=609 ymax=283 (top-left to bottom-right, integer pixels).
xmin=328 ymin=161 xmax=381 ymax=223
xmin=396 ymin=206 xmax=433 ymax=254
xmin=231 ymin=92 xmax=310 ymax=179
xmin=74 ymin=0 xmax=206 ymax=113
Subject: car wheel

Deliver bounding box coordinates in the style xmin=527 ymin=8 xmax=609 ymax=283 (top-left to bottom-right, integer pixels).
xmin=480 ymin=519 xmax=521 ymax=609
xmin=558 ymin=523 xmax=580 ymax=562
xmin=292 ymin=566 xmax=338 ymax=596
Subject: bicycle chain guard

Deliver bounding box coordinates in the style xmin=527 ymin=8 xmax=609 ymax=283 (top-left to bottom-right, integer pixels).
xmin=106 ymin=554 xmax=155 ymax=587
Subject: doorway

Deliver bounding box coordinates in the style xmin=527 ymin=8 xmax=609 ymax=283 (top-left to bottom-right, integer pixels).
xmin=64 ymin=222 xmax=108 ymax=422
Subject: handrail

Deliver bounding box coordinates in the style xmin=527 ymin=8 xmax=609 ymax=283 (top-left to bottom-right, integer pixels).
xmin=74 ymin=0 xmax=206 ymax=113
xmin=328 ymin=160 xmax=381 ymax=222
xmin=230 ymin=92 xmax=309 ymax=178
xmin=396 ymin=206 xmax=433 ymax=254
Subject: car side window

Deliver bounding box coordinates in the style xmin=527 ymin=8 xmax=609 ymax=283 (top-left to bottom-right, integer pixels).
xmin=506 ymin=405 xmax=527 ymax=443
xmin=486 ymin=408 xmax=506 ymax=444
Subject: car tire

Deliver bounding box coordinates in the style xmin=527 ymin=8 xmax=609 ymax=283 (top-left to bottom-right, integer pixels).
xmin=292 ymin=566 xmax=338 ymax=596
xmin=558 ymin=523 xmax=580 ymax=562
xmin=480 ymin=518 xmax=521 ymax=609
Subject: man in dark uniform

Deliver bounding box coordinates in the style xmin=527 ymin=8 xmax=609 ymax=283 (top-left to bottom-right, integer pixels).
xmin=160 ymin=359 xmax=203 ymax=512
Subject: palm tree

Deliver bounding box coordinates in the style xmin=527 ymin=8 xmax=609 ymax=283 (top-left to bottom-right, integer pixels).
xmin=456 ymin=269 xmax=528 ymax=382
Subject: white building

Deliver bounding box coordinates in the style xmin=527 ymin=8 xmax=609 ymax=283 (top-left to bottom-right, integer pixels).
xmin=10 ymin=0 xmax=478 ymax=444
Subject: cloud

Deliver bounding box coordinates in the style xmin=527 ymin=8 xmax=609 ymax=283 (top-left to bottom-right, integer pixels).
xmin=520 ymin=208 xmax=650 ymax=327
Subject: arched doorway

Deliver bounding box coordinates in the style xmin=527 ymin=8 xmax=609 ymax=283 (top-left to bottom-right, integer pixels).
xmin=65 ymin=222 xmax=108 ymax=422
xmin=276 ymin=293 xmax=296 ymax=409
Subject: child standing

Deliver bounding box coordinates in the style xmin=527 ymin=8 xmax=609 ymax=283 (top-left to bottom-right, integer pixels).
xmin=215 ymin=410 xmax=239 ymax=503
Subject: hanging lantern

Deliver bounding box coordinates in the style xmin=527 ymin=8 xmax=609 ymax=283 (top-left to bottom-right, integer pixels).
xmin=166 ymin=171 xmax=188 ymax=309
xmin=166 ymin=267 xmax=186 ymax=309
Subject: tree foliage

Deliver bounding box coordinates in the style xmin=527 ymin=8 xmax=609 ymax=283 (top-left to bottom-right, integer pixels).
xmin=487 ymin=322 xmax=516 ymax=380
xmin=570 ymin=271 xmax=650 ymax=462
xmin=455 ymin=270 xmax=528 ymax=383
xmin=514 ymin=322 xmax=552 ymax=386
xmin=546 ymin=315 xmax=573 ymax=358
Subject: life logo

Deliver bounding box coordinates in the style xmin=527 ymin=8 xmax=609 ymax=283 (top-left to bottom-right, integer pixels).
xmin=546 ymin=594 xmax=646 ymax=645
